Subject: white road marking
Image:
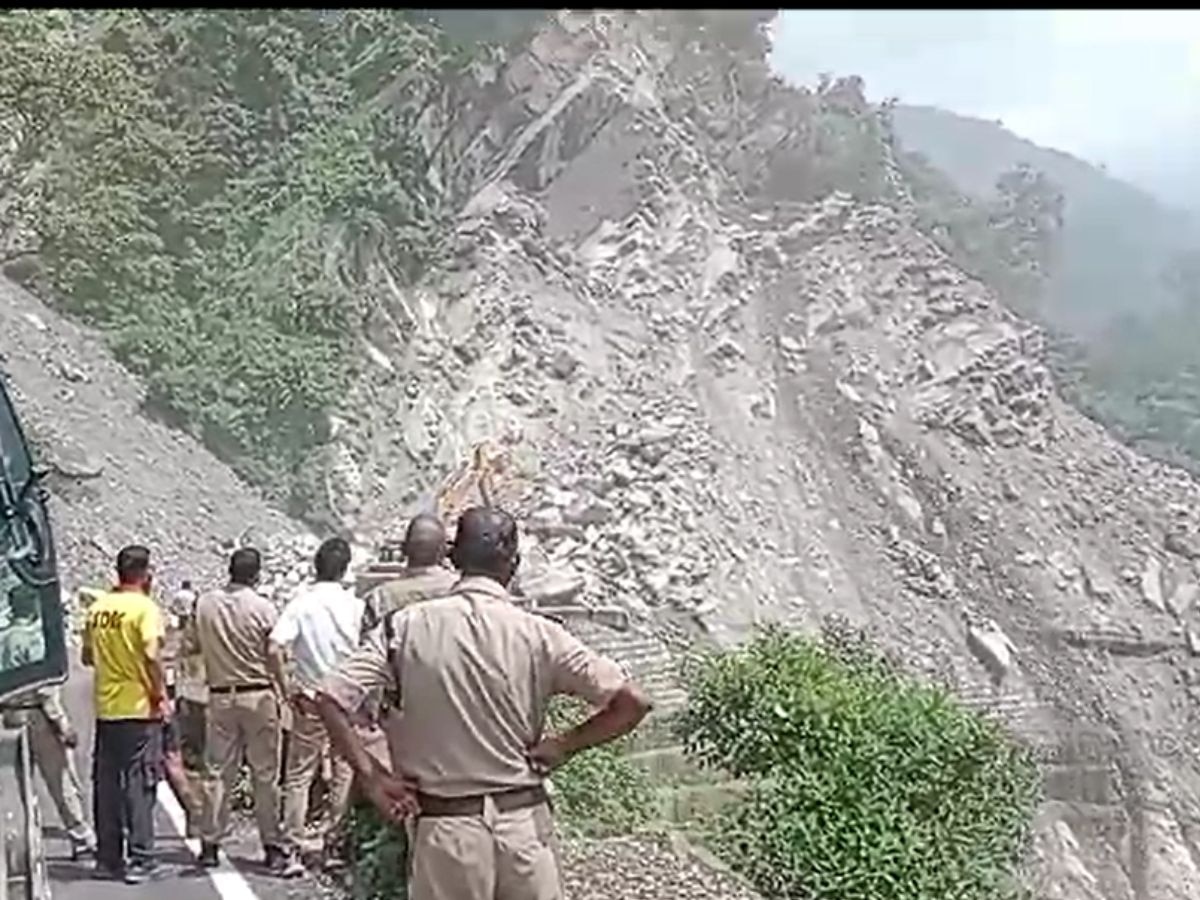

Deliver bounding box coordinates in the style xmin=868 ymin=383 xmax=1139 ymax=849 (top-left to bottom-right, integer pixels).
xmin=156 ymin=782 xmax=260 ymax=900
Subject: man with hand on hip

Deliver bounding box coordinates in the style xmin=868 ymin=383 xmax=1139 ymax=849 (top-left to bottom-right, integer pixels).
xmin=316 ymin=506 xmax=652 ymax=899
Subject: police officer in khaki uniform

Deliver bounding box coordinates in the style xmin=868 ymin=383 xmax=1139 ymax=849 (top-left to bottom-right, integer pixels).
xmin=360 ymin=514 xmax=457 ymax=632
xmin=193 ymin=548 xmax=286 ymax=872
xmin=316 ymin=506 xmax=652 ymax=900
xmin=4 ymin=685 xmax=96 ymax=859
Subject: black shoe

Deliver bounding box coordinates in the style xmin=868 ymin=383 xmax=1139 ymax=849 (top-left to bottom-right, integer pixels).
xmin=280 ymin=853 xmax=306 ymax=879
xmin=71 ymin=843 xmax=96 ymax=862
xmin=198 ymin=842 xmax=220 ymax=868
xmin=264 ymin=845 xmax=287 ymax=875
xmin=124 ymin=862 xmax=158 ymax=885
xmin=92 ymin=863 xmax=124 ymax=881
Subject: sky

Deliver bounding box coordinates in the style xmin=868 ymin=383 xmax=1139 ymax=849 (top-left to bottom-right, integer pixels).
xmin=770 ymin=10 xmax=1200 ymax=210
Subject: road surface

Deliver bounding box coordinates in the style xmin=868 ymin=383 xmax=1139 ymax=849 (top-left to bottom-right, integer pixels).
xmin=43 ymin=664 xmax=308 ymax=900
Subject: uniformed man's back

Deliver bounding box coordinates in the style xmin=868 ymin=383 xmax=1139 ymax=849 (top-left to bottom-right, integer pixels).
xmin=364 ymin=565 xmax=457 ymax=630
xmin=384 ymin=576 xmax=624 ymax=796
xmin=361 ymin=514 xmax=455 ymax=631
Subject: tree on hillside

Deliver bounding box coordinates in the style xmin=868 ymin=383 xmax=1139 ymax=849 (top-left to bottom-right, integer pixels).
xmin=991 ymin=163 xmax=1064 ymax=275
xmin=0 ymin=9 xmax=457 ymax=504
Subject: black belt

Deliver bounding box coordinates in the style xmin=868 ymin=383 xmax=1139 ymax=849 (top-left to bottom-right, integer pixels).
xmin=209 ymin=683 xmax=272 ymax=695
xmin=417 ymin=785 xmax=548 ymax=818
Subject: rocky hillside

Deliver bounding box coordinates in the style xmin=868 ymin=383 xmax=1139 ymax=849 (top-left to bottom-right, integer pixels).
xmin=0 ymin=276 xmax=315 ymax=623
xmin=301 ymin=11 xmax=1200 ymax=898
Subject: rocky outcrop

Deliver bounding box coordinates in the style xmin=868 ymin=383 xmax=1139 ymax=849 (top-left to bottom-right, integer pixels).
xmin=300 ymin=11 xmax=1200 ymax=897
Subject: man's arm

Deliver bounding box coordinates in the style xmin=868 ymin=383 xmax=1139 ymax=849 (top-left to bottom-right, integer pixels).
xmin=528 ymin=622 xmax=653 ymax=772
xmin=138 ymin=604 xmax=167 ymax=713
xmin=81 ymin=619 xmax=93 ymax=668
xmin=266 ymin=602 xmax=299 ymax=699
xmin=316 ymin=629 xmax=417 ymax=822
xmin=266 ymin=640 xmax=290 ymax=699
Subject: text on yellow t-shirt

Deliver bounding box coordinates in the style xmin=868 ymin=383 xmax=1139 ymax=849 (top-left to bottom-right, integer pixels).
xmin=85 ymin=589 xmax=163 ymax=720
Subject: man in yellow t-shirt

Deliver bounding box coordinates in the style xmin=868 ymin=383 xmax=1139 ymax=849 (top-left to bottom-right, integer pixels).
xmin=82 ymin=545 xmax=168 ymax=884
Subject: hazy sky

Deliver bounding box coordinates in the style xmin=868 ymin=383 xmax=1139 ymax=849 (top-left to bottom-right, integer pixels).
xmin=771 ymin=10 xmax=1200 ymax=209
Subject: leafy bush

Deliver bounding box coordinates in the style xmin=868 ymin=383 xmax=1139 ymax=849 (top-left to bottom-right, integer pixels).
xmin=680 ymin=628 xmax=1041 ymax=900
xmin=346 ymin=798 xmax=408 ymax=900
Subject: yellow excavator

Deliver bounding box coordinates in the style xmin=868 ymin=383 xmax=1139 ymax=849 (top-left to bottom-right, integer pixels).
xmin=357 ymin=439 xmax=630 ymax=630
xmin=0 ymin=379 xmax=65 ymax=900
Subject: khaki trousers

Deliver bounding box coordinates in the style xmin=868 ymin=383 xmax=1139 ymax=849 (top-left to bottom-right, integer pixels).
xmin=410 ymin=800 xmax=563 ymax=900
xmin=282 ymin=706 xmax=353 ymax=852
xmin=200 ymin=689 xmax=282 ymax=848
xmin=24 ymin=710 xmax=94 ymax=849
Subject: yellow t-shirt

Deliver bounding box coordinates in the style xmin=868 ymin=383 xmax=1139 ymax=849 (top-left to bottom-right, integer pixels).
xmin=85 ymin=589 xmax=163 ymax=720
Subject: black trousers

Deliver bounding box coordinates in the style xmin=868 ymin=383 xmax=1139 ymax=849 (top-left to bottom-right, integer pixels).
xmin=93 ymin=719 xmax=161 ymax=870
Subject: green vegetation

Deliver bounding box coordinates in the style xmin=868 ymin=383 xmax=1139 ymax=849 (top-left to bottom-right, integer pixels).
xmin=680 ymin=627 xmax=1041 ymax=900
xmin=0 ymin=10 xmax=459 ymax=504
xmin=1063 ymin=261 xmax=1200 ymax=467
xmin=901 ymin=148 xmax=1063 ymax=316
xmin=345 ymin=799 xmax=409 ymax=900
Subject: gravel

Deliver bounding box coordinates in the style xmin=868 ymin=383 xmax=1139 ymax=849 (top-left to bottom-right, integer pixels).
xmin=562 ymin=834 xmax=762 ymax=900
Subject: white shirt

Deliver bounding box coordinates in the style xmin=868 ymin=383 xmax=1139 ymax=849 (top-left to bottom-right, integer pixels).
xmin=269 ymin=581 xmax=364 ymax=691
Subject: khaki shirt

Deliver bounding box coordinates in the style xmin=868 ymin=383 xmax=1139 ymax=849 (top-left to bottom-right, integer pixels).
xmin=323 ymin=576 xmax=628 ymax=797
xmin=362 ymin=565 xmax=458 ymax=632
xmin=194 ymin=584 xmax=278 ymax=689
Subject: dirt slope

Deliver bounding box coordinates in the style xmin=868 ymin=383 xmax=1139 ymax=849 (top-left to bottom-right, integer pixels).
xmin=0 ymin=277 xmax=311 ymax=621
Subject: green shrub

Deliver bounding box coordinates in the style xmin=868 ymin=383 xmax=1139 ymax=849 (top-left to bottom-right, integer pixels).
xmin=545 ymin=697 xmax=654 ymax=838
xmin=680 ymin=627 xmax=1040 ymax=900
xmin=346 ymin=798 xmax=408 ymax=900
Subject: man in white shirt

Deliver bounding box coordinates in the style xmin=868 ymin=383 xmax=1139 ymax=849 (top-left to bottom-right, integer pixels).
xmin=268 ymin=537 xmax=363 ymax=877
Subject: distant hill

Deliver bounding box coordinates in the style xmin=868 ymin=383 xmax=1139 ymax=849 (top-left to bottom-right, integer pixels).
xmin=892 ymin=104 xmax=1196 ymax=338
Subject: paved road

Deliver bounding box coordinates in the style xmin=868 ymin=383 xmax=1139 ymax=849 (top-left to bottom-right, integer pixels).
xmin=42 ymin=665 xmax=306 ymax=900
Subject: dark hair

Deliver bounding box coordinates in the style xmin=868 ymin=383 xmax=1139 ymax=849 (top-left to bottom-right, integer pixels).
xmin=116 ymin=545 xmax=152 ymax=585
xmin=314 ymin=537 xmax=351 ymax=582
xmin=229 ymin=548 xmax=262 ymax=586
xmin=450 ymin=507 xmax=519 ymax=579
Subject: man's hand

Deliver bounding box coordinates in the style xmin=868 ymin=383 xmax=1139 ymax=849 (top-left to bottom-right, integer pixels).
xmin=363 ymin=771 xmax=419 ymax=824
xmin=526 ymin=734 xmax=571 ymax=775
xmin=60 ymin=725 xmax=79 ymax=749
xmin=152 ymin=694 xmax=173 ymax=721
xmin=290 ymin=691 xmax=318 ymax=717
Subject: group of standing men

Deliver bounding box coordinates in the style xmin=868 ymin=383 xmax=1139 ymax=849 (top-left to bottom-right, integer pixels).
xmin=71 ymin=505 xmax=652 ymax=898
